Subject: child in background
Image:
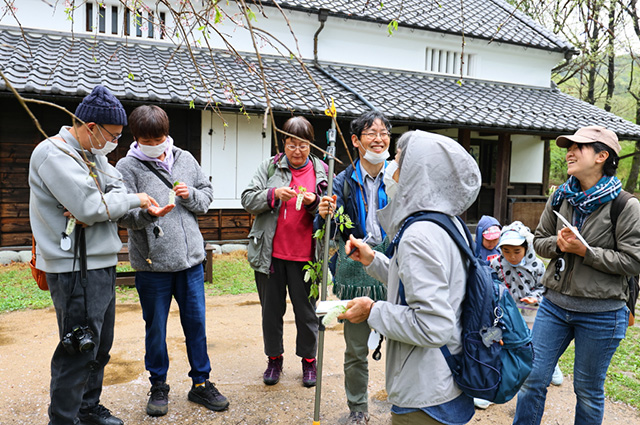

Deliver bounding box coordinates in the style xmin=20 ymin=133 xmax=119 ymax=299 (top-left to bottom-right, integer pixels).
xmin=491 ymin=221 xmax=545 ymax=309
xmin=475 ymin=215 xmax=502 ymax=265
xmin=491 ymin=221 xmax=563 ymax=386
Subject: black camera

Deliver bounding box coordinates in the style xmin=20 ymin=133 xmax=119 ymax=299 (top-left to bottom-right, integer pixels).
xmin=61 ymin=325 xmax=96 ymax=354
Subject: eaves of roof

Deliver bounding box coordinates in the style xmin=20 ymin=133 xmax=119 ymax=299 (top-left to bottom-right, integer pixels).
xmin=1 ymin=26 xmax=637 ymax=140
xmin=263 ymin=0 xmax=577 ymax=55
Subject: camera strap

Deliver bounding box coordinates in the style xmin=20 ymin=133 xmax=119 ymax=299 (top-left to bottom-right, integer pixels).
xmin=67 ymin=227 xmax=90 ymax=324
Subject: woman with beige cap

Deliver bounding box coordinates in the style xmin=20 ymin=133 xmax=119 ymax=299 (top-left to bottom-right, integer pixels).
xmin=512 ymin=126 xmax=640 ymax=425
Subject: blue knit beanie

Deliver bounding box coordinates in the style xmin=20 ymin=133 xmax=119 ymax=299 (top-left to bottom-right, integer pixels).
xmin=75 ymin=85 xmax=127 ymax=126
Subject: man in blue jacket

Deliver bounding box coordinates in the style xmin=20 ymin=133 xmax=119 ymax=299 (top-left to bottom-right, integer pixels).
xmin=317 ymin=110 xmax=392 ymax=425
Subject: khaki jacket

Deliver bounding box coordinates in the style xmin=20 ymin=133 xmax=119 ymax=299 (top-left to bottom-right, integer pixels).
xmin=241 ymin=154 xmax=327 ymax=274
xmin=534 ymin=195 xmax=640 ymax=301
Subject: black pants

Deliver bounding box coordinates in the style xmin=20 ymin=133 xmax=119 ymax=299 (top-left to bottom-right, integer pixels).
xmin=255 ymin=258 xmax=318 ymax=359
xmin=47 ymin=267 xmax=116 ymax=425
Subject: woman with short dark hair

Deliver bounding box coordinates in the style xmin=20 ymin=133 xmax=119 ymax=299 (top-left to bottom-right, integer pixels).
xmin=117 ymin=105 xmax=228 ymax=417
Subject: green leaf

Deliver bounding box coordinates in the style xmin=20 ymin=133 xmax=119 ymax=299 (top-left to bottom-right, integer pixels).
xmin=246 ymin=8 xmax=257 ymax=22
xmin=127 ymin=72 xmax=135 ymax=80
xmin=189 ymin=100 xmax=195 ymax=109
xmin=387 ymin=19 xmax=398 ymax=36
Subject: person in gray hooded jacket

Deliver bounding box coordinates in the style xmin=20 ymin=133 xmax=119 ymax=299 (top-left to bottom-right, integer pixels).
xmin=29 ymin=85 xmax=157 ymax=425
xmin=116 ymin=105 xmax=228 ymax=417
xmin=340 ymin=130 xmax=481 ymax=425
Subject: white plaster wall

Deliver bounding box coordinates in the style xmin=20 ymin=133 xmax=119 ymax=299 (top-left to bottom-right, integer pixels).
xmin=510 ymin=134 xmax=544 ymax=183
xmin=2 ymin=0 xmax=564 ymax=88
xmin=201 ymin=111 xmax=271 ymax=209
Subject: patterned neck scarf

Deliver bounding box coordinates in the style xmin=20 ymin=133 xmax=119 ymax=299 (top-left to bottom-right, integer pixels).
xmin=552 ymin=175 xmax=621 ymax=230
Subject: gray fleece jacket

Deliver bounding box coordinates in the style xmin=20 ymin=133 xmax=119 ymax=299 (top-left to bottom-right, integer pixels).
xmin=29 ymin=126 xmax=142 ymax=273
xmin=116 ymin=146 xmax=213 ymax=272
xmin=365 ymin=131 xmax=481 ymax=409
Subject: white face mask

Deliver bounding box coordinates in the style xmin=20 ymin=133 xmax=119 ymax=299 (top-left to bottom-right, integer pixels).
xmin=363 ymin=148 xmax=389 ymax=164
xmin=90 ymin=140 xmax=117 ymax=156
xmin=138 ymin=140 xmax=168 ymax=158
xmin=384 ymin=160 xmax=399 ymax=199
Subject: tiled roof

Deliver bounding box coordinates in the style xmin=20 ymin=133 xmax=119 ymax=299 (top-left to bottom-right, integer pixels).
xmin=2 ymin=27 xmax=639 ymax=140
xmin=268 ymin=0 xmax=575 ymax=53
xmin=324 ymin=63 xmax=640 ymax=138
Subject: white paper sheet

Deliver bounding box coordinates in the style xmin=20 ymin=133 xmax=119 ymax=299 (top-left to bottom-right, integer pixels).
xmin=553 ymin=210 xmax=595 ymax=254
xmin=315 ymin=300 xmax=350 ymax=316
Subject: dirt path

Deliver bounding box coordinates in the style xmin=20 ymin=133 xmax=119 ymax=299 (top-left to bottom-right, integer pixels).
xmin=1 ymin=293 xmax=638 ymax=424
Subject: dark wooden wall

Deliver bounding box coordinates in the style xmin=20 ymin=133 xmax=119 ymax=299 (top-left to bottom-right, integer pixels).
xmin=0 ymin=95 xmax=251 ymax=247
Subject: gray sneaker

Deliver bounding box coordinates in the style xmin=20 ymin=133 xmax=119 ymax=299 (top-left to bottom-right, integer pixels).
xmin=188 ymin=380 xmax=229 ymax=411
xmin=347 ymin=411 xmax=370 ymax=425
xmin=146 ymin=381 xmax=170 ymax=416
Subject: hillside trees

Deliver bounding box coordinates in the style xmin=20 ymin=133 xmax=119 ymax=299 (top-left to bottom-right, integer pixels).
xmin=512 ymin=0 xmax=640 ymax=191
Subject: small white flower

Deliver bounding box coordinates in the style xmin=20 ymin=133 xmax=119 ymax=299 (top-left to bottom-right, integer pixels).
xmin=322 ymin=305 xmax=347 ymax=326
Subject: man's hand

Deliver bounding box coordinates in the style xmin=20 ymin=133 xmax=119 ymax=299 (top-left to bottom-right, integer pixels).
xmin=520 ymin=296 xmax=539 ymax=305
xmin=557 ymin=227 xmax=587 ymax=257
xmin=275 ymin=186 xmax=297 ymax=202
xmin=318 ymin=195 xmax=337 ymax=219
xmin=148 ymin=204 xmax=175 ymax=217
xmin=136 ymin=193 xmax=159 ymax=209
xmin=174 ymin=182 xmax=189 ymax=199
xmin=338 ymin=297 xmax=375 ymax=324
xmin=345 ymin=234 xmax=375 ymax=266
xmin=63 ymin=211 xmax=87 ymax=227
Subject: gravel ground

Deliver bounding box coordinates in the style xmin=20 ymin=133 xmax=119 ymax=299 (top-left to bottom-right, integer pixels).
xmin=1 ymin=292 xmax=638 ymax=424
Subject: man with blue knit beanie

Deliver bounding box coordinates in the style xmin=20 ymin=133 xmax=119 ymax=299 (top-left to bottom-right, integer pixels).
xmin=29 ymin=85 xmax=159 ymax=425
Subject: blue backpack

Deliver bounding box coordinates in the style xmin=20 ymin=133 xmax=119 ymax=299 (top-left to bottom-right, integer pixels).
xmin=386 ymin=211 xmax=534 ymax=404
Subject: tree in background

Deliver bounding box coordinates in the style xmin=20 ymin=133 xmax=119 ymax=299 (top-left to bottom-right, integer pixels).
xmin=512 ymin=0 xmax=640 ymax=192
xmin=622 ymin=0 xmax=640 ymax=192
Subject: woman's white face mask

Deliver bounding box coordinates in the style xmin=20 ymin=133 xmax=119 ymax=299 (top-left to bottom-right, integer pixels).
xmin=138 ymin=140 xmax=168 ymax=158
xmin=384 ymin=160 xmax=399 ymax=199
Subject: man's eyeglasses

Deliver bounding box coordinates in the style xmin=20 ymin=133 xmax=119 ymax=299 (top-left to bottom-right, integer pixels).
xmin=97 ymin=124 xmax=122 ymax=143
xmin=285 ymin=144 xmax=310 ymax=152
xmin=361 ymin=131 xmax=390 ymax=140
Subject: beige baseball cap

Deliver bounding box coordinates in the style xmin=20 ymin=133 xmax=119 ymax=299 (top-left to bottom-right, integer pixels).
xmin=555 ymin=125 xmax=621 ymax=154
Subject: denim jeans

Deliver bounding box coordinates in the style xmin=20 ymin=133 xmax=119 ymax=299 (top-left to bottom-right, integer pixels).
xmin=136 ymin=264 xmax=211 ymax=384
xmin=512 ymin=298 xmax=628 ymax=425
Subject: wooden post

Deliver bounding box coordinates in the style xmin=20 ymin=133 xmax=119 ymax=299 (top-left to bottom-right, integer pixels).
xmin=205 ymin=243 xmax=214 ymax=283
xmin=542 ymin=139 xmax=550 ymax=196
xmin=493 ymin=133 xmax=512 ymax=224
xmin=458 ymin=128 xmax=472 ymax=221
xmin=459 ymin=128 xmax=471 ymax=152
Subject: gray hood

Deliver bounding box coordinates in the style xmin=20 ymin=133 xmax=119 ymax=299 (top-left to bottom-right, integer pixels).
xmin=377 ymin=130 xmax=481 ymax=237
